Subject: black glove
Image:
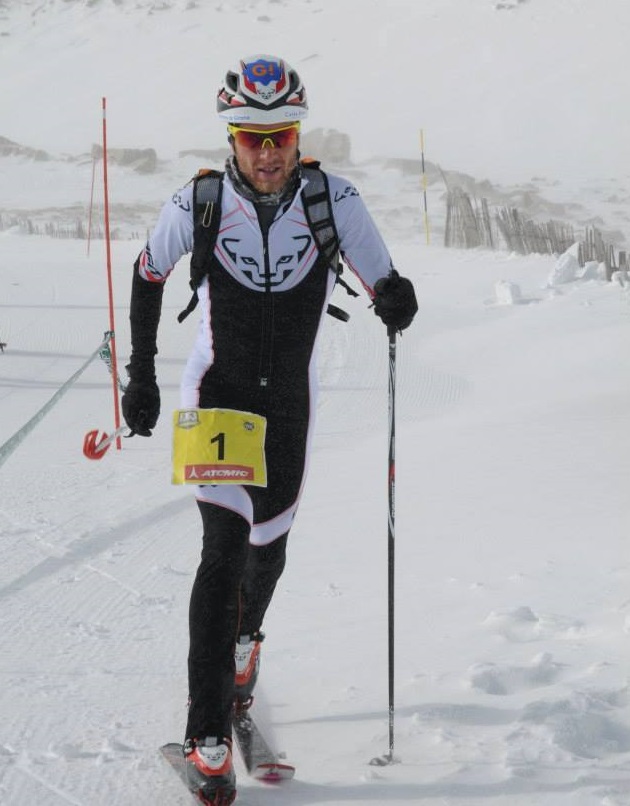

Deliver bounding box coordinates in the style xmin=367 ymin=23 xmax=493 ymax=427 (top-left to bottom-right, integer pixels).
xmin=121 ymin=377 xmax=160 ymax=437
xmin=373 ymin=270 xmax=418 ymax=331
xmin=123 ymin=256 xmax=164 ymax=437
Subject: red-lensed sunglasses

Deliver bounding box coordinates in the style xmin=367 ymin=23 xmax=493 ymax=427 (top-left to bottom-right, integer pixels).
xmin=227 ymin=123 xmax=300 ymax=150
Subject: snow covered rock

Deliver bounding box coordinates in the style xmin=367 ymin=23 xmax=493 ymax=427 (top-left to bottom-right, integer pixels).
xmin=494 ymin=279 xmax=523 ymax=305
xmin=547 ymin=243 xmax=581 ymax=286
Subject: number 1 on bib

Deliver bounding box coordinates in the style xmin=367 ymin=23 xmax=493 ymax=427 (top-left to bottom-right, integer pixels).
xmin=172 ymin=408 xmax=267 ymax=487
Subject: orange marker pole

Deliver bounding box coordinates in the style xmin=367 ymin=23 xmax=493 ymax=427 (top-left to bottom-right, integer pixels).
xmin=102 ymin=97 xmax=122 ymax=450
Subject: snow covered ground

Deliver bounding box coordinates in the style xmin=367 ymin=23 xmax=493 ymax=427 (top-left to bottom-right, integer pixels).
xmin=1 ymin=1 xmax=629 ymax=805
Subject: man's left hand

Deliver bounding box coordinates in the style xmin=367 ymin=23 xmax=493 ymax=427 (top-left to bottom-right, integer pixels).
xmin=373 ymin=270 xmax=418 ymax=331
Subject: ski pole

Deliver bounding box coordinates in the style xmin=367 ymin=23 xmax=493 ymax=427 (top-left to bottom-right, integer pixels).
xmin=99 ymin=334 xmax=128 ymax=392
xmin=370 ymin=325 xmax=398 ymax=766
xmin=386 ymin=325 xmax=397 ymax=763
xmin=83 ymin=425 xmax=129 ymax=460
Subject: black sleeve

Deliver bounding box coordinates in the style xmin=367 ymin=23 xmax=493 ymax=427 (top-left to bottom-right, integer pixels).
xmin=127 ymin=255 xmax=165 ymax=382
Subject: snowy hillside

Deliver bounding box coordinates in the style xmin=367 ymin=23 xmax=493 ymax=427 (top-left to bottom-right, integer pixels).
xmin=2 ymin=0 xmax=630 ymax=248
xmin=2 ymin=0 xmax=630 ymax=188
xmin=1 ymin=1 xmax=630 ymax=805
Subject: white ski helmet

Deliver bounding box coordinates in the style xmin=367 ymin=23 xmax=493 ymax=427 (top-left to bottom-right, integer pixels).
xmin=217 ymin=54 xmax=308 ymax=124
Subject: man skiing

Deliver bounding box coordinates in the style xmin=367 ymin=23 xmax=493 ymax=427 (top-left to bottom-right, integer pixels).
xmin=122 ymin=54 xmax=417 ymax=805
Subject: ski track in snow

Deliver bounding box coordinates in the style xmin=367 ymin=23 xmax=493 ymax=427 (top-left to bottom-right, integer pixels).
xmin=317 ymin=298 xmax=472 ymax=445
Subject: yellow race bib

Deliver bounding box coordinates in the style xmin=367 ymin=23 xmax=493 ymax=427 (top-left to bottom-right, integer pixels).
xmin=172 ymin=408 xmax=267 ymax=487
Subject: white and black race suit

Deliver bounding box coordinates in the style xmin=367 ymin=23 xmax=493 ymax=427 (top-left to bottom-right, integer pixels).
xmin=138 ymin=169 xmax=394 ymax=545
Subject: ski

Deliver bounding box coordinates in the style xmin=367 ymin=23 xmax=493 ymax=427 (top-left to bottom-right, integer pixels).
xmin=160 ymin=743 xmax=236 ymax=805
xmin=160 ymin=707 xmax=293 ymax=803
xmin=160 ymin=713 xmax=293 ymax=803
xmin=232 ymin=707 xmax=295 ymax=782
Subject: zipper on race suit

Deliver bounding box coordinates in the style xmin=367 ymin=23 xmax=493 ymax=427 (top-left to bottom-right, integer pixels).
xmin=255 ymin=197 xmax=295 ymax=389
xmin=258 ymin=234 xmax=273 ymax=388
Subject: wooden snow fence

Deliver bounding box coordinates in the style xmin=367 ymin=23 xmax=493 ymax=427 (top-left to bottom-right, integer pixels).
xmin=444 ymin=187 xmax=494 ymax=250
xmin=444 ymin=188 xmax=625 ymax=280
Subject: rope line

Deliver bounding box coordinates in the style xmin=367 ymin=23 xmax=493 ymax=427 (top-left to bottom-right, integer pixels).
xmin=0 ymin=333 xmax=114 ymax=470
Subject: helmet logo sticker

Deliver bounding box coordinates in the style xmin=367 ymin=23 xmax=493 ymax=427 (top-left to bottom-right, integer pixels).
xmin=218 ymin=55 xmax=308 ymax=122
xmin=242 ymin=58 xmax=287 ymax=101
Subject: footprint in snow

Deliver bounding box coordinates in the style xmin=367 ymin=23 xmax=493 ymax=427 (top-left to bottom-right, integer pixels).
xmin=468 ymin=651 xmax=563 ymax=695
xmin=68 ymin=621 xmax=111 ymax=639
xmin=483 ymin=605 xmax=585 ymax=643
xmin=510 ymin=689 xmax=630 ymax=761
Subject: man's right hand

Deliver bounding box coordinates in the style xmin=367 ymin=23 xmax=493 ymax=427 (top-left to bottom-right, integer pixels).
xmin=121 ymin=379 xmax=161 ymax=437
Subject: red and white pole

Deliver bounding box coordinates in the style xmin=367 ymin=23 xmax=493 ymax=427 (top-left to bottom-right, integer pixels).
xmin=102 ymin=97 xmax=122 ymax=450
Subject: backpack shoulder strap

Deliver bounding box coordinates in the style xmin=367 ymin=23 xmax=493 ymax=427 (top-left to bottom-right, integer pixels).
xmin=300 ymin=158 xmax=358 ymax=322
xmin=300 ymin=158 xmax=340 ymax=272
xmin=177 ymin=169 xmax=224 ymax=323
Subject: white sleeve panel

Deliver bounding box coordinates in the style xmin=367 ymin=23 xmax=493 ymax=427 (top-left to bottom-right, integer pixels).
xmin=326 ymin=173 xmax=394 ymax=296
xmin=139 ymin=184 xmax=195 ymax=282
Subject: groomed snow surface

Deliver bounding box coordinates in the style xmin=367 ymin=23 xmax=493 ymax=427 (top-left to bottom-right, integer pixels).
xmin=1 ymin=0 xmax=629 ymax=804
xmin=1 ymin=231 xmax=628 ymax=805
